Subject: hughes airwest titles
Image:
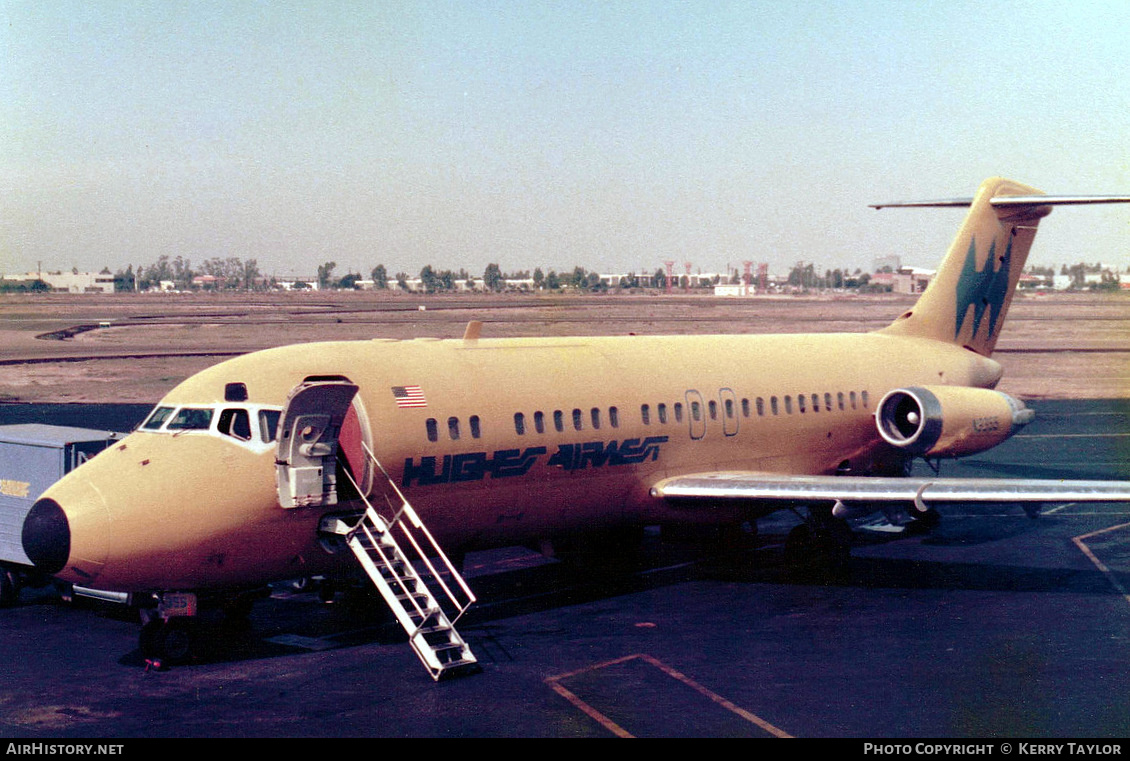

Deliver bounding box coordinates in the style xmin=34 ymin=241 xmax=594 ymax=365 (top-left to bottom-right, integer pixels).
xmin=18 ymin=177 xmax=1130 ymax=678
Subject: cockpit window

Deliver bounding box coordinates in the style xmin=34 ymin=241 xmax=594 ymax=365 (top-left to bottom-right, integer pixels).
xmin=218 ymin=408 xmax=252 ymax=441
xmin=142 ymin=406 xmax=175 ymax=430
xmin=139 ymin=403 xmax=281 ymax=449
xmin=166 ymin=407 xmax=214 ymax=431
xmin=259 ymin=409 xmax=281 ymax=443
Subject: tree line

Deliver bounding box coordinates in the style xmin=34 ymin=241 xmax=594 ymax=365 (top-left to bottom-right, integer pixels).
xmin=7 ymin=255 xmax=1118 ymax=294
xmin=109 ymin=256 xmax=264 ymax=292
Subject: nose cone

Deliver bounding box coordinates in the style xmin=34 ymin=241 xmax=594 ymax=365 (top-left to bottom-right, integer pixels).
xmin=22 ymin=498 xmax=71 ymax=574
xmin=20 ymin=478 xmax=111 ymax=585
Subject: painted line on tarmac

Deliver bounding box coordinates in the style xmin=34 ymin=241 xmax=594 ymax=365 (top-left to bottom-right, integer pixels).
xmin=1072 ymin=522 xmax=1130 ymax=608
xmin=545 ymin=653 xmax=792 ymax=738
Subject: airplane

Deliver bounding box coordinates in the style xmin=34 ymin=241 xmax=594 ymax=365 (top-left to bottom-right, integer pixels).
xmin=18 ymin=176 xmax=1130 ymax=678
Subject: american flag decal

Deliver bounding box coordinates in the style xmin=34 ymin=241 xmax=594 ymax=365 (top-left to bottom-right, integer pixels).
xmin=391 ymin=385 xmax=427 ymax=408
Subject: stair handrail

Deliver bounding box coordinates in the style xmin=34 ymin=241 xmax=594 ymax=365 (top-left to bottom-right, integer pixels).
xmin=337 ymin=467 xmax=436 ymax=627
xmin=355 ymin=442 xmax=476 ymax=620
xmin=389 ymin=505 xmax=476 ymax=623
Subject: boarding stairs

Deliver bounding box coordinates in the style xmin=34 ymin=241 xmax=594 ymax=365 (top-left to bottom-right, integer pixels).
xmin=323 ymin=444 xmax=478 ymax=681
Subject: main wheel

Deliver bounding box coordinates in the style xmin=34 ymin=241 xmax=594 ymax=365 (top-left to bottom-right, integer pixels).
xmin=784 ymin=524 xmax=814 ymax=568
xmin=0 ymin=568 xmax=19 ymax=607
xmin=785 ymin=521 xmax=851 ymax=576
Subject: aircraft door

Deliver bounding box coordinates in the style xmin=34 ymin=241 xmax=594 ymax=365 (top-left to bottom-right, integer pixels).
xmin=276 ymin=379 xmax=360 ymax=509
xmin=685 ymin=389 xmax=706 ymax=440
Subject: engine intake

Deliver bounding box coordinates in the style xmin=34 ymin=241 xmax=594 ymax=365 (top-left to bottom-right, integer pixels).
xmin=875 ymin=386 xmax=1034 ymax=458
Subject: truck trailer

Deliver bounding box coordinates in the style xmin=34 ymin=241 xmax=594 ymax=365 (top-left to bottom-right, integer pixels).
xmin=0 ymin=424 xmax=123 ymax=604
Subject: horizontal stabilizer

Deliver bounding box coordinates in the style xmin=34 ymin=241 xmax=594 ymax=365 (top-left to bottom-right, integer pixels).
xmin=871 ymin=194 xmax=1130 ymax=210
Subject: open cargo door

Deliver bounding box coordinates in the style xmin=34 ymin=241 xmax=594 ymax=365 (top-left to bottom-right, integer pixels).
xmin=276 ymin=379 xmax=360 ymax=509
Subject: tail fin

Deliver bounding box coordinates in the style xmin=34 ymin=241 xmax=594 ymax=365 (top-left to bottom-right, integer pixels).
xmin=877 ymin=177 xmax=1129 ymax=356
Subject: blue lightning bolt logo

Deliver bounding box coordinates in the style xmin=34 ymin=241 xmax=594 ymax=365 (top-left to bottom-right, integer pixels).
xmin=954 ymin=236 xmax=1012 ymax=340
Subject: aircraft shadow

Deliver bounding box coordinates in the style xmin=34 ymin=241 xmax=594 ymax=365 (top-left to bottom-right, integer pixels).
xmin=110 ymin=525 xmax=1126 ymax=669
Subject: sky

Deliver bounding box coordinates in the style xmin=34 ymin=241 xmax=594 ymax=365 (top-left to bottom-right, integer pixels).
xmin=2 ymin=0 xmax=1128 ymax=280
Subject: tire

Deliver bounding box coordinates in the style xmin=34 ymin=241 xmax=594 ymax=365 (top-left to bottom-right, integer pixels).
xmin=0 ymin=568 xmax=19 ymax=607
xmin=139 ymin=617 xmax=196 ymax=665
xmin=157 ymin=619 xmax=195 ymax=664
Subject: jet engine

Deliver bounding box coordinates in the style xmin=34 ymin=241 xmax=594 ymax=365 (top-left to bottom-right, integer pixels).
xmin=875 ymin=385 xmax=1034 ymax=459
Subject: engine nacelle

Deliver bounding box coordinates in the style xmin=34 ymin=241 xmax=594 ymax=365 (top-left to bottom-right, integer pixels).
xmin=875 ymin=385 xmax=1034 ymax=459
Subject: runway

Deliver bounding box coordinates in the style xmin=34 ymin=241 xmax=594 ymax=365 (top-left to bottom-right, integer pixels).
xmin=0 ymin=399 xmax=1127 ymax=738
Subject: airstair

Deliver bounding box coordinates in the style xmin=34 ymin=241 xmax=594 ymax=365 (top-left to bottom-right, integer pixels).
xmin=321 ymin=443 xmax=478 ymax=681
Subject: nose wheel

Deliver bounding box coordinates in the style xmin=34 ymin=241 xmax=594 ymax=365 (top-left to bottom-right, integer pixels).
xmin=139 ymin=616 xmax=197 ymax=666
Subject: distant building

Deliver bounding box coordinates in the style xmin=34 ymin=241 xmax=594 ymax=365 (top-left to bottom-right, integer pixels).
xmin=191 ymin=275 xmax=224 ymax=289
xmin=870 ymin=267 xmax=934 ymax=294
xmin=273 ymin=277 xmax=319 ymax=291
xmin=0 ymin=271 xmax=115 ymax=293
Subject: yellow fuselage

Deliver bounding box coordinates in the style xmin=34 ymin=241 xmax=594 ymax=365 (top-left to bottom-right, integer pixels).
xmin=37 ymin=331 xmax=1002 ymax=592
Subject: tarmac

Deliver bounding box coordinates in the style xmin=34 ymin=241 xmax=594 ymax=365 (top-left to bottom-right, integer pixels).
xmin=0 ymin=399 xmax=1127 ymax=738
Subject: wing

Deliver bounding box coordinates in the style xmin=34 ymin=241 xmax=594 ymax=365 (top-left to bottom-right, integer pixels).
xmin=650 ymin=472 xmax=1130 ymax=520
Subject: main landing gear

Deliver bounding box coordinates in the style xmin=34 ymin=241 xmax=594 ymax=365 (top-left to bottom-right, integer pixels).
xmin=784 ymin=505 xmax=853 ymax=574
xmin=0 ymin=566 xmax=21 ymax=607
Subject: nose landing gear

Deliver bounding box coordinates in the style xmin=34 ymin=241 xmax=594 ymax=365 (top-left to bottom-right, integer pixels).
xmin=139 ymin=613 xmax=197 ymax=666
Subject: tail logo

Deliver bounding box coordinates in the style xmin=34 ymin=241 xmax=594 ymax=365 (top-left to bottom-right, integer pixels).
xmin=954 ymin=236 xmax=1012 ymax=340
